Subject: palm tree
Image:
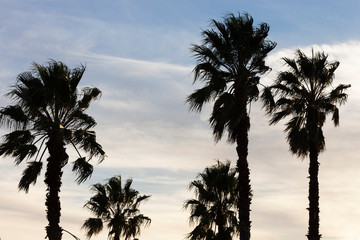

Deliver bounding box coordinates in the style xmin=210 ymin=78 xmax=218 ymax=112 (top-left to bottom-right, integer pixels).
xmin=186 ymin=12 xmax=276 ymax=240
xmin=184 ymin=160 xmax=238 ymax=240
xmin=262 ymin=49 xmax=350 ymax=240
xmin=82 ymin=175 xmax=151 ymax=240
xmin=0 ymin=60 xmax=105 ymax=240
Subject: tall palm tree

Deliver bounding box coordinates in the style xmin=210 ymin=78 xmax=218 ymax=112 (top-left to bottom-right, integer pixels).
xmin=0 ymin=60 xmax=105 ymax=240
xmin=186 ymin=12 xmax=276 ymax=240
xmin=184 ymin=160 xmax=238 ymax=240
xmin=82 ymin=175 xmax=151 ymax=240
xmin=262 ymin=49 xmax=350 ymax=240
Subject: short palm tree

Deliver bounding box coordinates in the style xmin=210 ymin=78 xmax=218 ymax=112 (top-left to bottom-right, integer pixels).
xmin=0 ymin=60 xmax=105 ymax=240
xmin=83 ymin=175 xmax=151 ymax=240
xmin=262 ymin=49 xmax=350 ymax=240
xmin=187 ymin=12 xmax=276 ymax=240
xmin=184 ymin=160 xmax=238 ymax=240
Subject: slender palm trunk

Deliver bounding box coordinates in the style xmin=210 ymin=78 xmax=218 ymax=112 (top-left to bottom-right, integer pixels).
xmin=44 ymin=132 xmax=67 ymax=240
xmin=114 ymin=232 xmax=120 ymax=240
xmin=236 ymin=124 xmax=251 ymax=240
xmin=235 ymin=84 xmax=251 ymax=240
xmin=216 ymin=210 xmax=227 ymax=239
xmin=307 ymin=144 xmax=321 ymax=240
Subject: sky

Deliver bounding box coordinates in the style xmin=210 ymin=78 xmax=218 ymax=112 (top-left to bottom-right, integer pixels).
xmin=0 ymin=0 xmax=359 ymax=240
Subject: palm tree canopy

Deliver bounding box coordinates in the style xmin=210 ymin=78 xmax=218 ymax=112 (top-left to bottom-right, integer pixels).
xmin=187 ymin=12 xmax=276 ymax=143
xmin=262 ymin=49 xmax=350 ymax=156
xmin=83 ymin=175 xmax=151 ymax=240
xmin=0 ymin=60 xmax=105 ymax=191
xmin=184 ymin=160 xmax=239 ymax=240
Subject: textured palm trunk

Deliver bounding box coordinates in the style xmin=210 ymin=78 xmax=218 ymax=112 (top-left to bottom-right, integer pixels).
xmin=235 ymin=84 xmax=251 ymax=240
xmin=114 ymin=232 xmax=120 ymax=240
xmin=307 ymin=144 xmax=321 ymax=240
xmin=236 ymin=122 xmax=251 ymax=240
xmin=44 ymin=132 xmax=67 ymax=240
xmin=216 ymin=211 xmax=227 ymax=239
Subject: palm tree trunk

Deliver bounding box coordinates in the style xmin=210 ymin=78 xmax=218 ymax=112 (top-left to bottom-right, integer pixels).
xmin=216 ymin=210 xmax=227 ymax=239
xmin=235 ymin=85 xmax=251 ymax=240
xmin=307 ymin=145 xmax=321 ymax=240
xmin=236 ymin=123 xmax=251 ymax=240
xmin=114 ymin=232 xmax=120 ymax=240
xmin=44 ymin=132 xmax=67 ymax=240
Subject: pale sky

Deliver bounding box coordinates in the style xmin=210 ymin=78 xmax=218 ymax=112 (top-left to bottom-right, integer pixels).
xmin=0 ymin=1 xmax=359 ymax=240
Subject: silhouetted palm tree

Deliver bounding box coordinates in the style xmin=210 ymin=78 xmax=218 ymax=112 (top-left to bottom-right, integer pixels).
xmin=83 ymin=175 xmax=151 ymax=240
xmin=184 ymin=160 xmax=238 ymax=240
xmin=187 ymin=13 xmax=276 ymax=240
xmin=262 ymin=49 xmax=350 ymax=240
xmin=0 ymin=60 xmax=105 ymax=240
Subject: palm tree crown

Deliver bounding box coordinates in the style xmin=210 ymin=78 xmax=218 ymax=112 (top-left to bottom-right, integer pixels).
xmin=184 ymin=160 xmax=238 ymax=240
xmin=0 ymin=60 xmax=105 ymax=240
xmin=262 ymin=49 xmax=350 ymax=156
xmin=187 ymin=12 xmax=276 ymax=142
xmin=83 ymin=175 xmax=151 ymax=240
xmin=262 ymin=49 xmax=350 ymax=240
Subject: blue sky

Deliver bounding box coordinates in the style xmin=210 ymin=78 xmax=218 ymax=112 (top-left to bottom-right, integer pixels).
xmin=0 ymin=1 xmax=360 ymax=240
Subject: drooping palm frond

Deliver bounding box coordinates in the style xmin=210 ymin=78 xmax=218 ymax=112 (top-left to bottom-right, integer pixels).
xmin=0 ymin=130 xmax=36 ymax=165
xmin=18 ymin=161 xmax=43 ymax=192
xmin=82 ymin=218 xmax=103 ymax=239
xmin=0 ymin=105 xmax=29 ymax=130
xmin=72 ymin=157 xmax=93 ymax=184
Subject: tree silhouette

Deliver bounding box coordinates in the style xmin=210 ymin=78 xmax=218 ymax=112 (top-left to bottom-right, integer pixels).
xmin=184 ymin=160 xmax=239 ymax=240
xmin=262 ymin=49 xmax=350 ymax=240
xmin=187 ymin=12 xmax=276 ymax=240
xmin=83 ymin=175 xmax=151 ymax=240
xmin=0 ymin=60 xmax=105 ymax=240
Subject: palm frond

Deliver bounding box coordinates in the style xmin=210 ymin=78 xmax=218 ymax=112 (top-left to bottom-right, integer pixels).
xmin=269 ymin=109 xmax=291 ymax=125
xmin=0 ymin=105 xmax=28 ymax=130
xmin=69 ymin=64 xmax=86 ymax=93
xmin=187 ymin=86 xmax=215 ymax=112
xmin=63 ymin=110 xmax=96 ymax=131
xmin=78 ymin=87 xmax=102 ymax=109
xmin=261 ymin=86 xmax=275 ymax=112
xmin=12 ymin=144 xmax=38 ymax=164
xmin=18 ymin=161 xmax=42 ymax=192
xmin=72 ymin=157 xmax=93 ymax=184
xmin=85 ymin=194 xmax=109 ymax=218
xmin=0 ymin=130 xmax=36 ymax=164
xmin=277 ymin=71 xmax=299 ymax=87
xmin=72 ymin=130 xmax=105 ymax=161
xmin=328 ymin=84 xmax=351 ymax=105
xmin=82 ymin=218 xmax=103 ymax=239
xmin=124 ymin=215 xmax=151 ymax=239
xmin=331 ymin=107 xmax=339 ymax=126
